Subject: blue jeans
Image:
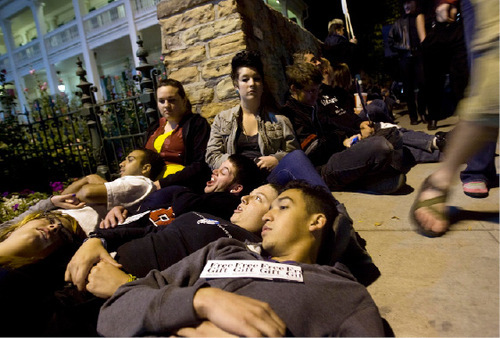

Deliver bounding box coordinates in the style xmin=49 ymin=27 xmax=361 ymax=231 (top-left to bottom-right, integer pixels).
xmin=267 ymin=150 xmax=330 ymax=192
xmin=460 ymin=141 xmax=498 ymax=185
xmin=319 ymin=136 xmax=399 ymax=191
xmin=400 ymin=128 xmax=441 ymax=163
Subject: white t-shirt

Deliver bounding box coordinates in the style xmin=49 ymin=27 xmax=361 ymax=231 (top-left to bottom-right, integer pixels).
xmin=60 ymin=206 xmax=100 ymax=235
xmin=104 ymin=175 xmax=157 ymax=214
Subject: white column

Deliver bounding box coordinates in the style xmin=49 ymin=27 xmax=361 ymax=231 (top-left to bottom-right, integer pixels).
xmin=30 ymin=0 xmax=59 ymax=96
xmin=124 ymin=0 xmax=140 ymax=67
xmin=0 ymin=20 xmax=29 ymax=112
xmin=72 ymin=0 xmax=103 ymax=101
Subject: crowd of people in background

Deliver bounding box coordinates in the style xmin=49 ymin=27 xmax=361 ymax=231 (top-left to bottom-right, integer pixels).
xmin=0 ymin=0 xmax=497 ymax=336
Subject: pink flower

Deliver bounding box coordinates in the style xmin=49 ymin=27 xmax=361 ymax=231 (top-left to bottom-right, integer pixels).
xmin=24 ymin=88 xmax=29 ymax=92
xmin=29 ymin=69 xmax=36 ymax=75
xmin=160 ymin=55 xmax=164 ymax=61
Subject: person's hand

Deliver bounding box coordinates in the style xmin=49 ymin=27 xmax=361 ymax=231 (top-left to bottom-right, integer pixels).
xmin=256 ymin=156 xmax=279 ymax=171
xmin=100 ymin=206 xmax=128 ymax=229
xmin=360 ymin=121 xmax=375 ymax=139
xmin=86 ymin=261 xmax=129 ymax=298
xmin=86 ymin=174 xmax=108 ymax=184
xmin=193 ymin=287 xmax=286 ymax=337
xmin=174 ymin=321 xmax=238 ymax=337
xmin=350 ymin=37 xmax=358 ymax=44
xmin=436 ymin=3 xmax=457 ymax=22
xmin=65 ymin=238 xmax=122 ymax=291
xmin=344 ymin=134 xmax=362 ymax=148
xmin=50 ymin=194 xmax=86 ymax=209
xmin=153 ymin=180 xmax=161 ymax=190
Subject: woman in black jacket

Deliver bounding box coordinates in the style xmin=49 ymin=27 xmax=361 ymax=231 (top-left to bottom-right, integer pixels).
xmin=144 ymin=78 xmax=211 ymax=191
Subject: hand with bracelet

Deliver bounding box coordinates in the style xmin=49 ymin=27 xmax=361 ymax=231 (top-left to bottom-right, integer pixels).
xmin=65 ymin=237 xmax=121 ymax=291
xmin=87 ymin=261 xmax=134 ymax=298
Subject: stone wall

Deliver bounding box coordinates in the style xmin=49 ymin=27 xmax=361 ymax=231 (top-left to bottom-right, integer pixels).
xmin=157 ymin=0 xmax=321 ymax=122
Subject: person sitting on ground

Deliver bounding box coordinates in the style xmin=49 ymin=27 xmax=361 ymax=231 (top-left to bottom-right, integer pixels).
xmin=0 ymin=211 xmax=86 ymax=336
xmin=100 ymin=154 xmax=264 ymax=228
xmin=96 ymin=181 xmax=387 ymax=337
xmin=145 ymin=78 xmax=211 ymax=191
xmin=2 ymin=148 xmax=164 ymax=234
xmin=282 ymin=60 xmax=407 ymax=194
xmin=205 ymin=50 xmax=299 ymax=177
xmin=330 ymin=62 xmax=396 ymax=123
xmin=328 ymin=62 xmax=447 ymax=164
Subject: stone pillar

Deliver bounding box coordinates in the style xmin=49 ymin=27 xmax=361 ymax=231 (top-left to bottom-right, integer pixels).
xmin=157 ymin=0 xmax=321 ymax=123
xmin=124 ymin=0 xmax=140 ymax=68
xmin=0 ymin=20 xmax=29 ymax=113
xmin=72 ymin=0 xmax=103 ymax=101
xmin=30 ymin=0 xmax=59 ymax=96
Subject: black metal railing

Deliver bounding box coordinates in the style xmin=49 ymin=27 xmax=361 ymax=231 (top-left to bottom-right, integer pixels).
xmin=0 ymin=35 xmax=161 ymax=192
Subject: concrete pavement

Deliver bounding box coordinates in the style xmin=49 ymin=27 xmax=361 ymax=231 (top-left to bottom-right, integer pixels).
xmin=334 ymin=111 xmax=499 ymax=336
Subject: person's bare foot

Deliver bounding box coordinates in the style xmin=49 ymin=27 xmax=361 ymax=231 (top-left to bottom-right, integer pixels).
xmin=412 ymin=175 xmax=449 ymax=237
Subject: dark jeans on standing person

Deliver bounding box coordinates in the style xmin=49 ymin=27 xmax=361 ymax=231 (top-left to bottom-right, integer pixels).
xmin=399 ymin=54 xmax=426 ymax=123
xmin=423 ymin=20 xmax=469 ymax=122
xmin=460 ymin=141 xmax=498 ymax=186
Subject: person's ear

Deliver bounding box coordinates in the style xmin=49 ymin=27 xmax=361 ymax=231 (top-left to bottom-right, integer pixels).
xmin=229 ymin=184 xmax=243 ymax=195
xmin=308 ymin=213 xmax=327 ymax=233
xmin=141 ymin=163 xmax=152 ymax=177
xmin=290 ymin=84 xmax=299 ymax=98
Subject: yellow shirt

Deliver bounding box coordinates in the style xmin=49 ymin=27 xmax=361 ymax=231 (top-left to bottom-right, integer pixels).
xmin=154 ymin=131 xmax=185 ymax=178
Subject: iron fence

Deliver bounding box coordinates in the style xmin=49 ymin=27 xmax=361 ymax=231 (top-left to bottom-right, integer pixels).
xmin=0 ymin=35 xmax=160 ymax=193
xmin=0 ymin=95 xmax=159 ymax=193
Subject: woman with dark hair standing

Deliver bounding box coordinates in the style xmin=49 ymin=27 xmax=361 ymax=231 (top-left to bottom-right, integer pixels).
xmin=205 ymin=50 xmax=298 ymax=175
xmin=145 ymin=78 xmax=211 ymax=191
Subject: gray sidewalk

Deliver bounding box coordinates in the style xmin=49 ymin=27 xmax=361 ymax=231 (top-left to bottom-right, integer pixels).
xmin=334 ymin=111 xmax=499 ymax=336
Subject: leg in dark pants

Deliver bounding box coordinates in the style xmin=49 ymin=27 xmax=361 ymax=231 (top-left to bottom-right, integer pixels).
xmin=320 ymin=136 xmax=398 ymax=192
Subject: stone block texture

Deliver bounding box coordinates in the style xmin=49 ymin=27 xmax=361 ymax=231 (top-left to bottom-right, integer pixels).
xmin=158 ymin=0 xmax=321 ymax=123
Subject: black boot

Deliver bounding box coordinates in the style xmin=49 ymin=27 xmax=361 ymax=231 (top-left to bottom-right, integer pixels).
xmin=428 ymin=120 xmax=437 ymax=130
xmin=435 ymin=131 xmax=447 ymax=152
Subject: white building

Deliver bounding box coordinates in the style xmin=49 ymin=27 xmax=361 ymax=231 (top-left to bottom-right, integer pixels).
xmin=0 ymin=0 xmax=307 ymax=113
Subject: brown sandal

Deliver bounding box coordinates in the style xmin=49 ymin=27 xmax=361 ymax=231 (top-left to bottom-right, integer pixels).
xmin=410 ymin=176 xmax=449 ymax=237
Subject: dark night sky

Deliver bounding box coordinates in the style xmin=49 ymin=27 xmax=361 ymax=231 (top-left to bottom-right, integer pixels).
xmin=302 ymin=0 xmax=344 ymax=41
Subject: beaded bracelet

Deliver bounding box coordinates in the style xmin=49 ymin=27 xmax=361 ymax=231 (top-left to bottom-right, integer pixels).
xmin=127 ymin=274 xmax=137 ymax=283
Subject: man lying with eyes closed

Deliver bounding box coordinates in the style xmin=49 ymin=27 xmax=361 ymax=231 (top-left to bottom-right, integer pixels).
xmin=96 ymin=181 xmax=386 ymax=337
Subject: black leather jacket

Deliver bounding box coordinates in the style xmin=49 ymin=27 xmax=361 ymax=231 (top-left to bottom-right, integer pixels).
xmin=388 ymin=17 xmax=410 ymax=52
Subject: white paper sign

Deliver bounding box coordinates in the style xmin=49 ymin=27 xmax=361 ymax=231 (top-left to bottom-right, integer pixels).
xmin=200 ymin=260 xmax=303 ymax=282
